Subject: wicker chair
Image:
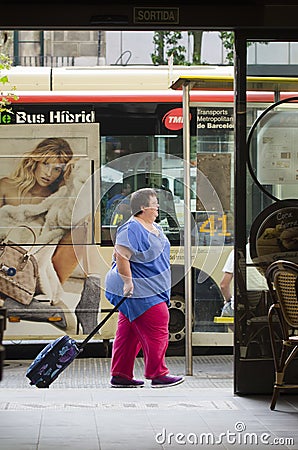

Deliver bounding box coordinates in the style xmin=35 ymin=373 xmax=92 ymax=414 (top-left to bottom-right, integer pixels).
xmin=265 ymin=260 xmax=298 ymax=410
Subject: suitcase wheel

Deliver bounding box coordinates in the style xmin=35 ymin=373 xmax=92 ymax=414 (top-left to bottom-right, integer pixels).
xmin=36 ymin=380 xmax=50 ymax=388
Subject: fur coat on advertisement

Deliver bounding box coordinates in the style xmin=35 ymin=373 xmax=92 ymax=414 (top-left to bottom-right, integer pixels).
xmin=0 ymin=159 xmax=90 ymax=304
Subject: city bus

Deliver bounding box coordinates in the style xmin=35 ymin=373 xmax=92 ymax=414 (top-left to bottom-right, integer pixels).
xmin=0 ymin=65 xmax=287 ymax=354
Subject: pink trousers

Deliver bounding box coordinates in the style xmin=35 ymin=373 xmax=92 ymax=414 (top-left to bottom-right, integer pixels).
xmin=111 ymin=302 xmax=170 ymax=380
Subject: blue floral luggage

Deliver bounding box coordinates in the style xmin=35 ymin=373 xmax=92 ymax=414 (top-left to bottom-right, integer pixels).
xmin=26 ymin=335 xmax=81 ymax=388
xmin=26 ymin=296 xmax=127 ymax=388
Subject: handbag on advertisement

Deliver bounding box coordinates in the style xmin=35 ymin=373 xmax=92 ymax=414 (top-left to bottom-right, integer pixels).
xmin=0 ymin=226 xmax=39 ymax=305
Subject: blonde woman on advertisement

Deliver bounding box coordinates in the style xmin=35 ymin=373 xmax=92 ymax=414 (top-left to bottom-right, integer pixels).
xmin=0 ymin=137 xmax=73 ymax=207
xmin=0 ymin=137 xmax=100 ymax=334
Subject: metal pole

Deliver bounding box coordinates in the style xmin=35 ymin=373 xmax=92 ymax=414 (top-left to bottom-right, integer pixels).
xmin=183 ymin=83 xmax=193 ymax=376
xmin=234 ymin=31 xmax=247 ymax=254
xmin=234 ymin=30 xmax=247 ymax=394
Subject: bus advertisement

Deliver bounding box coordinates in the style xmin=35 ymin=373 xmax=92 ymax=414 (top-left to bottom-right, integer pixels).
xmin=0 ymin=66 xmax=281 ymax=354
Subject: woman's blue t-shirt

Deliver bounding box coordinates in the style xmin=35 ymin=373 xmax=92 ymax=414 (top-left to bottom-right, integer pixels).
xmin=105 ymin=217 xmax=171 ymax=321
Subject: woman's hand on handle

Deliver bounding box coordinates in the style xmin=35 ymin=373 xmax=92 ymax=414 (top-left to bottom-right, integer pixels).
xmin=123 ymin=280 xmax=134 ymax=297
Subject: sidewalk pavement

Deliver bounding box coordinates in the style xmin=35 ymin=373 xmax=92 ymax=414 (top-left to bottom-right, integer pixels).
xmin=0 ymin=355 xmax=298 ymax=450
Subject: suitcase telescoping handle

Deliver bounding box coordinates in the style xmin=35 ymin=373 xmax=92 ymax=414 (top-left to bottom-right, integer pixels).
xmin=78 ymin=296 xmax=128 ymax=350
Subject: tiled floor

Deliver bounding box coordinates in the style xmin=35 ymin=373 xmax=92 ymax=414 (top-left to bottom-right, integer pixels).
xmin=1 ymin=356 xmax=298 ymax=450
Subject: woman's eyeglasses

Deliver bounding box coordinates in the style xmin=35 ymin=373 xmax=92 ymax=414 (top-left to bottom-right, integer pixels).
xmin=144 ymin=202 xmax=159 ymax=209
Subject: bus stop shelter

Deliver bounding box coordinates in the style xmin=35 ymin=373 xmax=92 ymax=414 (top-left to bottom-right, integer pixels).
xmin=170 ymin=73 xmax=298 ymax=383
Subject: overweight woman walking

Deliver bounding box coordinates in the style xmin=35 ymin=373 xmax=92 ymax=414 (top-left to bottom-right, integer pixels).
xmin=105 ymin=188 xmax=184 ymax=388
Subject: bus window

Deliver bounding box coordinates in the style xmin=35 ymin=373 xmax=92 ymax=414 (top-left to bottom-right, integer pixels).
xmin=5 ymin=85 xmax=270 ymax=350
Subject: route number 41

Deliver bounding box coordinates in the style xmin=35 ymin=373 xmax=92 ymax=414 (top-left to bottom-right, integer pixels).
xmin=199 ymin=214 xmax=231 ymax=236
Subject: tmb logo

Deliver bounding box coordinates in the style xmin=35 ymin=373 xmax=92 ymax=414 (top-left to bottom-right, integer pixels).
xmin=162 ymin=108 xmax=191 ymax=131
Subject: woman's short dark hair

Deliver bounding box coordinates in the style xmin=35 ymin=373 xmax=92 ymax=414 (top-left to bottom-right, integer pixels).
xmin=130 ymin=188 xmax=157 ymax=216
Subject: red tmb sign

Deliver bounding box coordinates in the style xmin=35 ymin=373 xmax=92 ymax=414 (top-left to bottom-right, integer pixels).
xmin=162 ymin=108 xmax=191 ymax=130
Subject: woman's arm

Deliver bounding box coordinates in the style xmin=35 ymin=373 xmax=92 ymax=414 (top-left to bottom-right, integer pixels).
xmin=0 ymin=177 xmax=10 ymax=207
xmin=115 ymin=244 xmax=133 ymax=296
xmin=0 ymin=177 xmax=22 ymax=207
xmin=220 ymin=272 xmax=233 ymax=302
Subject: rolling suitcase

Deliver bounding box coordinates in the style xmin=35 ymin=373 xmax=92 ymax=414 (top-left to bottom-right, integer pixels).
xmin=26 ymin=296 xmax=127 ymax=388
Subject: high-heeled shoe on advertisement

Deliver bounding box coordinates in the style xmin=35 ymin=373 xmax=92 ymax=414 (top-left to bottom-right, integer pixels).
xmin=75 ymin=275 xmax=101 ymax=334
xmin=4 ymin=296 xmax=67 ymax=330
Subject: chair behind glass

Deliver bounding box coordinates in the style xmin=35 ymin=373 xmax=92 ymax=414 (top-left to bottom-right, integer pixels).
xmin=266 ymin=260 xmax=298 ymax=410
